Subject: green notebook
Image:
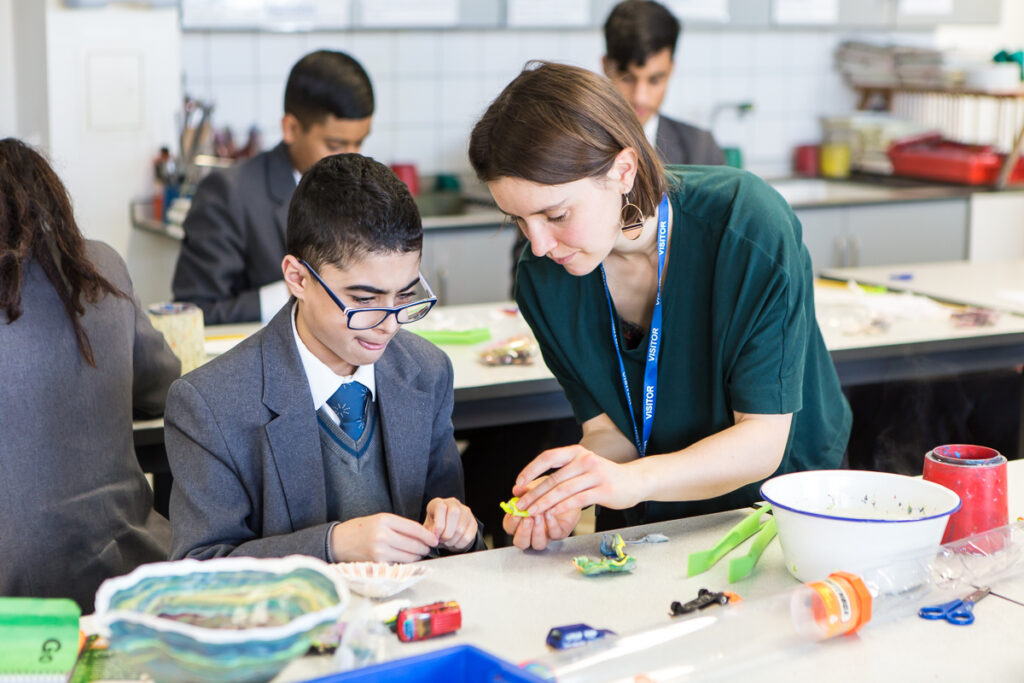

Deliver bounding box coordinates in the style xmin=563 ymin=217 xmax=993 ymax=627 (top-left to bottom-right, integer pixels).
xmin=0 ymin=598 xmax=80 ymax=681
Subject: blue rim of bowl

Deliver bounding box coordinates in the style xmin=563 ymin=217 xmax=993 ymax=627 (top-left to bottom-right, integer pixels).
xmin=760 ymin=476 xmax=962 ymax=524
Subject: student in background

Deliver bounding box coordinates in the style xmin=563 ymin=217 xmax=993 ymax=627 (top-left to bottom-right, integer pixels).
xmin=603 ymin=0 xmax=725 ymax=166
xmin=0 ymin=138 xmax=180 ymax=612
xmin=470 ymin=63 xmax=851 ymax=550
xmin=166 ymin=154 xmax=483 ymax=562
xmin=172 ymin=50 xmax=374 ymax=325
xmin=510 ymin=1 xmax=725 ymax=291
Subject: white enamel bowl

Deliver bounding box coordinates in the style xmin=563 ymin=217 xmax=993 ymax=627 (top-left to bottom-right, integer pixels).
xmin=761 ymin=470 xmax=961 ymax=582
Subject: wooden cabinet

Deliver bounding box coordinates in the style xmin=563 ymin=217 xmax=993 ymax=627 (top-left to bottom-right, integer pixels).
xmin=796 ymin=198 xmax=969 ymax=272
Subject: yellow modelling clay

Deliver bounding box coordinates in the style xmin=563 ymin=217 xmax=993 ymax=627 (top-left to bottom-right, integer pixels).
xmin=499 ymin=497 xmax=530 ymax=518
xmin=572 ymin=534 xmax=637 ymax=575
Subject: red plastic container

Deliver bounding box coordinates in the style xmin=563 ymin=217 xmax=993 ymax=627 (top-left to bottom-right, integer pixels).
xmin=922 ymin=444 xmax=1008 ymax=544
xmin=887 ymin=134 xmax=1024 ymax=185
xmin=389 ymin=163 xmax=421 ymax=196
xmin=793 ymin=144 xmax=820 ymax=177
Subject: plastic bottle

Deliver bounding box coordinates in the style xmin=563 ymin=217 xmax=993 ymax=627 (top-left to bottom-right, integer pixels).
xmin=524 ymin=521 xmax=1024 ymax=682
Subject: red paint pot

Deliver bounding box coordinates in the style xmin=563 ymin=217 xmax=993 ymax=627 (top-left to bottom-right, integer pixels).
xmin=793 ymin=144 xmax=820 ymax=177
xmin=390 ymin=163 xmax=420 ymax=196
xmin=922 ymin=444 xmax=1008 ymax=545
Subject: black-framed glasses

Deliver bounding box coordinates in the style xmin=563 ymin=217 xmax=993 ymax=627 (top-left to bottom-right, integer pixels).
xmin=300 ymin=259 xmax=437 ymax=330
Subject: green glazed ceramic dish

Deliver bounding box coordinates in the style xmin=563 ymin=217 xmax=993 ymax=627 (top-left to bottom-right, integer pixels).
xmin=93 ymin=555 xmax=350 ymax=683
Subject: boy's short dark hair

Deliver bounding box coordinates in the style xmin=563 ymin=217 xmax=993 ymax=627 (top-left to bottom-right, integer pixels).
xmin=286 ymin=154 xmax=422 ymax=270
xmin=604 ymin=0 xmax=681 ymax=72
xmin=284 ymin=50 xmax=375 ymax=129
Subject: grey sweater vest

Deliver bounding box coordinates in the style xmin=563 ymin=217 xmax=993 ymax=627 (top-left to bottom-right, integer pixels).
xmin=317 ymin=400 xmax=393 ymax=524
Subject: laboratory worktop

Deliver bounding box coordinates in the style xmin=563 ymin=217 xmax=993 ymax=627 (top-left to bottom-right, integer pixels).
xmin=131 ymin=173 xmax=1018 ymax=240
xmin=80 ymin=459 xmax=1024 ymax=682
xmin=287 ymin=461 xmax=1024 ymax=682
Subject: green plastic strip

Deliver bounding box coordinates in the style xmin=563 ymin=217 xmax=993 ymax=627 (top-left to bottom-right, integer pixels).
xmin=687 ymin=505 xmax=772 ymax=577
xmin=410 ymin=327 xmax=492 ymax=345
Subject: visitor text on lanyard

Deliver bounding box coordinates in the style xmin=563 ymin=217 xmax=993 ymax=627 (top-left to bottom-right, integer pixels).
xmin=599 ymin=193 xmax=669 ymax=458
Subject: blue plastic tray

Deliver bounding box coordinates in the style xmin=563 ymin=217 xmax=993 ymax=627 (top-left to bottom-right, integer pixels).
xmin=310 ymin=644 xmax=547 ymax=682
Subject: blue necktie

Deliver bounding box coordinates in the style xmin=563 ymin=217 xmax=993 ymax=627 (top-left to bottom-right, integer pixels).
xmin=326 ymin=382 xmax=370 ymax=441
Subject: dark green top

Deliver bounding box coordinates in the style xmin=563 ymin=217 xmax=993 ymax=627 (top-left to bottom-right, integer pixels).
xmin=515 ymin=165 xmax=852 ymax=523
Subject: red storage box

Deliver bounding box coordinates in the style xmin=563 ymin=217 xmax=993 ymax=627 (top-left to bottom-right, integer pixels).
xmin=887 ymin=134 xmax=1024 ymax=185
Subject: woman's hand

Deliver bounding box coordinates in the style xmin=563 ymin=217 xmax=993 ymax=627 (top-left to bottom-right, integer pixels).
xmin=502 ymin=476 xmax=581 ymax=550
xmin=513 ymin=443 xmax=645 ymax=516
xmin=504 ymin=508 xmax=582 ymax=550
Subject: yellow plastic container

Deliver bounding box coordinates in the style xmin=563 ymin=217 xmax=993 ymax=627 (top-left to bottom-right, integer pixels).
xmin=820 ymin=142 xmax=851 ymax=179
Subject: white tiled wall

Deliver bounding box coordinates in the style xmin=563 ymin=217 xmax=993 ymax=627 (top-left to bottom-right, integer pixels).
xmin=0 ymin=0 xmax=15 ymax=137
xmin=181 ymin=27 xmax=937 ymax=178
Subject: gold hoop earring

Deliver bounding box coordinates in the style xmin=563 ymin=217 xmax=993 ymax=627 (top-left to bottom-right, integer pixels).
xmin=619 ymin=195 xmax=645 ymax=241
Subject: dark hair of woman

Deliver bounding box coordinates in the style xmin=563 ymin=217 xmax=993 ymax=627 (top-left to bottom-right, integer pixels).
xmin=469 ymin=60 xmax=667 ymax=220
xmin=0 ymin=138 xmax=127 ymax=366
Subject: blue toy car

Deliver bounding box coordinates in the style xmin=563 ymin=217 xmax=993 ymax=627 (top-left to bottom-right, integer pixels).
xmin=545 ymin=623 xmax=615 ymax=650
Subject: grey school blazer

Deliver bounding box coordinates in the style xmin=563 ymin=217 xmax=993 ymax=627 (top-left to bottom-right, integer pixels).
xmin=0 ymin=241 xmax=180 ymax=612
xmin=656 ymin=114 xmax=727 ymax=166
xmin=165 ymin=301 xmax=482 ymax=560
xmin=172 ymin=142 xmax=296 ymax=325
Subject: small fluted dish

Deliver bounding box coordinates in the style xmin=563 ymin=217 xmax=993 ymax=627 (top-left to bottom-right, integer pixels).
xmin=332 ymin=562 xmax=431 ymax=599
xmin=93 ymin=555 xmax=350 ymax=683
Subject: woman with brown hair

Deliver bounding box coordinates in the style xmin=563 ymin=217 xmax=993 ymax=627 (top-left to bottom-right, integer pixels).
xmin=0 ymin=138 xmax=180 ymax=611
xmin=469 ymin=62 xmax=851 ymax=550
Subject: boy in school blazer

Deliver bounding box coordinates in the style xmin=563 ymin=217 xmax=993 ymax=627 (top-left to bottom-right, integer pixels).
xmin=166 ymin=153 xmax=483 ymax=563
xmin=172 ymin=50 xmax=375 ymax=325
xmin=601 ymin=0 xmax=725 ymax=167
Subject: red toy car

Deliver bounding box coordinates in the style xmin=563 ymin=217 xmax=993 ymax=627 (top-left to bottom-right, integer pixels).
xmin=396 ymin=601 xmax=462 ymax=642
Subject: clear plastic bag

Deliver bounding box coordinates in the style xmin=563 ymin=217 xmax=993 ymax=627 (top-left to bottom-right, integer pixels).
xmin=330 ymin=601 xmax=393 ymax=672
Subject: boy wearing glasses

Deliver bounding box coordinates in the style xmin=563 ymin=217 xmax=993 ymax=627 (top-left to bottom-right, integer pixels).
xmin=165 ymin=153 xmax=483 ymax=563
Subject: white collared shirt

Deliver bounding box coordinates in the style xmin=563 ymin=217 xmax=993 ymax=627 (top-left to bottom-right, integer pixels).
xmin=290 ymin=304 xmax=376 ymax=425
xmin=643 ymin=113 xmax=660 ymax=150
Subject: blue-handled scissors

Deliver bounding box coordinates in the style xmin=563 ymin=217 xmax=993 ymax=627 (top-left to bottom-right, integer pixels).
xmin=918 ymin=587 xmax=990 ymax=625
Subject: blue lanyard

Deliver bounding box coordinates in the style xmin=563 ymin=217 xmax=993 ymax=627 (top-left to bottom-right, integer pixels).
xmin=599 ymin=194 xmax=669 ymax=458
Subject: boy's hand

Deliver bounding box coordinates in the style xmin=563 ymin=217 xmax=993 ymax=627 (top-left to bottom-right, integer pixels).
xmin=330 ymin=513 xmax=439 ymax=563
xmin=423 ymin=497 xmax=478 ymax=552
